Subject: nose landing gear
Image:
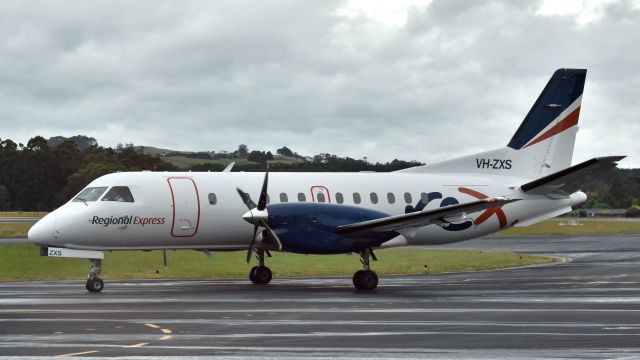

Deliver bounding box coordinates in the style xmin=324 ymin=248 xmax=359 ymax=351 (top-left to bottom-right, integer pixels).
xmin=85 ymin=258 xmax=104 ymax=293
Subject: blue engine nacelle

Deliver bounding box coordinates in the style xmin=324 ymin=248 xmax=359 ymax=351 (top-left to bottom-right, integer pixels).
xmin=266 ymin=203 xmax=397 ymax=254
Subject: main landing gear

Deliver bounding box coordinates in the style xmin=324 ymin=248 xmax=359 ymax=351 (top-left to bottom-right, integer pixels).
xmin=85 ymin=258 xmax=104 ymax=293
xmin=353 ymin=248 xmax=378 ymax=290
xmin=249 ymin=249 xmax=272 ymax=285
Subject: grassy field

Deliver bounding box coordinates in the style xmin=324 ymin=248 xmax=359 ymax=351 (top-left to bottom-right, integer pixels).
xmin=0 ymin=245 xmax=553 ymax=281
xmin=497 ymin=218 xmax=640 ymax=236
xmin=159 ymin=155 xmax=305 ymax=169
xmin=0 ymin=216 xmax=635 ymax=281
xmin=131 ymin=145 xmax=305 ymax=169
xmin=0 ymin=211 xmax=47 ymax=218
xmin=0 ymin=223 xmax=32 ymax=237
xmin=162 ymin=156 xmax=253 ymax=168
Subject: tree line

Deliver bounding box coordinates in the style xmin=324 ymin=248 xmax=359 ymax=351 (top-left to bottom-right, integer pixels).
xmin=0 ymin=136 xmax=638 ymax=212
xmin=0 ymin=136 xmax=174 ymax=211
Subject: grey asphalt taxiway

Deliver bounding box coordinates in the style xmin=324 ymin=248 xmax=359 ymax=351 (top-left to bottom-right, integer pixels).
xmin=2 ymin=234 xmax=640 ymax=359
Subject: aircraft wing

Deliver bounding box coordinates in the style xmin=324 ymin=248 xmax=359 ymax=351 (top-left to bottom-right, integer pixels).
xmin=335 ymin=197 xmax=518 ymax=235
xmin=520 ymin=156 xmax=625 ymax=195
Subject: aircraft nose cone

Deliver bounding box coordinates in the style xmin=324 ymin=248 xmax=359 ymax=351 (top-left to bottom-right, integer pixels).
xmin=28 ymin=213 xmax=57 ymax=244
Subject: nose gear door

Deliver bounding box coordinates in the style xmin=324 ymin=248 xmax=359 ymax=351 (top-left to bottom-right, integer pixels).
xmin=167 ymin=177 xmax=201 ymax=237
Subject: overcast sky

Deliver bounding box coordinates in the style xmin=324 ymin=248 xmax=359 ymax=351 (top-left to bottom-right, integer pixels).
xmin=0 ymin=0 xmax=638 ymax=167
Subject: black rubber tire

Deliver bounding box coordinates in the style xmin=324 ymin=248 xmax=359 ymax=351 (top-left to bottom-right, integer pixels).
xmin=86 ymin=278 xmax=104 ymax=293
xmin=251 ymin=266 xmax=272 ymax=285
xmin=352 ymin=270 xmax=364 ymax=287
xmin=249 ymin=266 xmax=259 ymax=283
xmin=353 ymin=270 xmax=378 ymax=290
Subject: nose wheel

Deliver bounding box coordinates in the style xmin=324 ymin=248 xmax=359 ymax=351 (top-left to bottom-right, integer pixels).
xmin=86 ymin=277 xmax=104 ymax=292
xmin=353 ymin=248 xmax=378 ymax=290
xmin=86 ymin=259 xmax=104 ymax=293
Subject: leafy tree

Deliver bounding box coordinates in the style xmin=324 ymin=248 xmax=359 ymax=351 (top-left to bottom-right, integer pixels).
xmin=276 ymin=146 xmax=295 ymax=157
xmin=237 ymin=144 xmax=249 ymax=158
xmin=26 ymin=136 xmax=49 ymax=152
xmin=627 ymin=205 xmax=640 ymax=218
xmin=0 ymin=185 xmax=9 ymax=211
xmin=608 ymin=176 xmax=636 ymax=208
xmin=247 ymin=150 xmax=267 ymax=164
xmin=0 ymin=139 xmax=18 ymax=153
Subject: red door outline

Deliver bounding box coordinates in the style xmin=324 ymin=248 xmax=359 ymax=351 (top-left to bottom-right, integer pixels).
xmin=310 ymin=185 xmax=331 ymax=203
xmin=167 ymin=177 xmax=201 ymax=237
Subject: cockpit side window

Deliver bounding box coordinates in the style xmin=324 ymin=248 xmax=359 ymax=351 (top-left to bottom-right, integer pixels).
xmin=101 ymin=186 xmax=135 ymax=202
xmin=74 ymin=186 xmax=108 ymax=202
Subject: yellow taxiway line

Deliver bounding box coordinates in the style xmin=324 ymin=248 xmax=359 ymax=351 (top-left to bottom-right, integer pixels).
xmin=56 ymin=350 xmax=99 ymax=357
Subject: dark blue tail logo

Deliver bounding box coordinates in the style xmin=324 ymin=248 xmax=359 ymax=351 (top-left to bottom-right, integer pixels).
xmin=405 ymin=192 xmax=472 ymax=232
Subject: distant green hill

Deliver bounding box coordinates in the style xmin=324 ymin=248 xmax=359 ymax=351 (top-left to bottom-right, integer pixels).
xmin=47 ymin=135 xmax=98 ymax=150
xmin=132 ymin=145 xmax=304 ymax=169
xmin=132 ymin=146 xmax=174 ymax=156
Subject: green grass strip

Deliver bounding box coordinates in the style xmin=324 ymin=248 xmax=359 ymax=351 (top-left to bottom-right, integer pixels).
xmin=497 ymin=219 xmax=640 ymax=236
xmin=0 ymin=212 xmax=47 ymax=218
xmin=0 ymin=245 xmax=553 ymax=281
xmin=0 ymin=223 xmax=32 ymax=237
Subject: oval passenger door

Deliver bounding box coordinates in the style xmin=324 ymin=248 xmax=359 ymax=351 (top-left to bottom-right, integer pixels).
xmin=167 ymin=177 xmax=200 ymax=237
xmin=310 ymin=185 xmax=331 ymax=203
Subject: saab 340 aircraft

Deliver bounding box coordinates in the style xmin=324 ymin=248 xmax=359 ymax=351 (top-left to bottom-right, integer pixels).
xmin=25 ymin=68 xmax=624 ymax=292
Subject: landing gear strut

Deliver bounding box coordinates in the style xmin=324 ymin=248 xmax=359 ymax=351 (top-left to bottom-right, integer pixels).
xmin=353 ymin=248 xmax=378 ymax=290
xmin=85 ymin=259 xmax=104 ymax=293
xmin=249 ymin=249 xmax=272 ymax=285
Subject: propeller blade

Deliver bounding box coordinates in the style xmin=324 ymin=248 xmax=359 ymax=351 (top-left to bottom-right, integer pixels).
xmin=240 ymin=167 xmax=274 ymax=263
xmin=236 ymin=187 xmax=257 ymax=210
xmin=257 ymin=169 xmax=269 ymax=211
xmin=259 ymin=218 xmax=283 ymax=251
xmin=246 ymin=225 xmax=258 ymax=263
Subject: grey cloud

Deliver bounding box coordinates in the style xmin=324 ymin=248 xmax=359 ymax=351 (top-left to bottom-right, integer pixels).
xmin=0 ymin=0 xmax=638 ymax=167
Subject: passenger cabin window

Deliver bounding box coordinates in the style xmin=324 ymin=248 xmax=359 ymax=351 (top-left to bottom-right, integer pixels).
xmin=387 ymin=192 xmax=395 ymax=204
xmin=101 ymin=186 xmax=134 ymax=202
xmin=266 ymin=193 xmax=270 ymax=204
xmin=208 ymin=193 xmax=217 ymax=205
xmin=317 ymin=193 xmax=326 ymax=203
xmin=280 ymin=193 xmax=288 ymax=202
xmin=74 ymin=186 xmax=108 ymax=202
xmin=421 ymin=192 xmax=429 ymax=203
xmin=335 ymin=192 xmax=344 ymax=204
xmin=353 ymin=192 xmax=361 ymax=204
xmin=298 ymin=193 xmax=306 ymax=202
xmin=404 ymin=192 xmax=412 ymax=204
xmin=370 ymin=192 xmax=378 ymax=204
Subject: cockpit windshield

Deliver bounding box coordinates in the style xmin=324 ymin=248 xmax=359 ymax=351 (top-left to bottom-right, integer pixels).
xmin=73 ymin=186 xmax=108 ymax=202
xmin=101 ymin=186 xmax=135 ymax=202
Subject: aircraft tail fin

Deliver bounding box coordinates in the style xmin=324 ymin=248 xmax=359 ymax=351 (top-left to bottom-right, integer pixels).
xmin=396 ymin=68 xmax=588 ymax=179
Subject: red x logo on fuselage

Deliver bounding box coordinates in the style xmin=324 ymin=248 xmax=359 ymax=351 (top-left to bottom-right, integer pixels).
xmin=458 ymin=187 xmax=508 ymax=229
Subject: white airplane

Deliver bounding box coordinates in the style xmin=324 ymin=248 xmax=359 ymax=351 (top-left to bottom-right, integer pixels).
xmin=25 ymin=68 xmax=623 ymax=292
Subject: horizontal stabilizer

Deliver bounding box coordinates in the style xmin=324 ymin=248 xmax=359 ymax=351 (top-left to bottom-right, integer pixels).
xmin=520 ymin=156 xmax=625 ymax=195
xmin=335 ymin=197 xmax=518 ymax=235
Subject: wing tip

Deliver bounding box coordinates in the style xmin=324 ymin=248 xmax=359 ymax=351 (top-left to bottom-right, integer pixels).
xmin=597 ymin=155 xmax=626 ymax=163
